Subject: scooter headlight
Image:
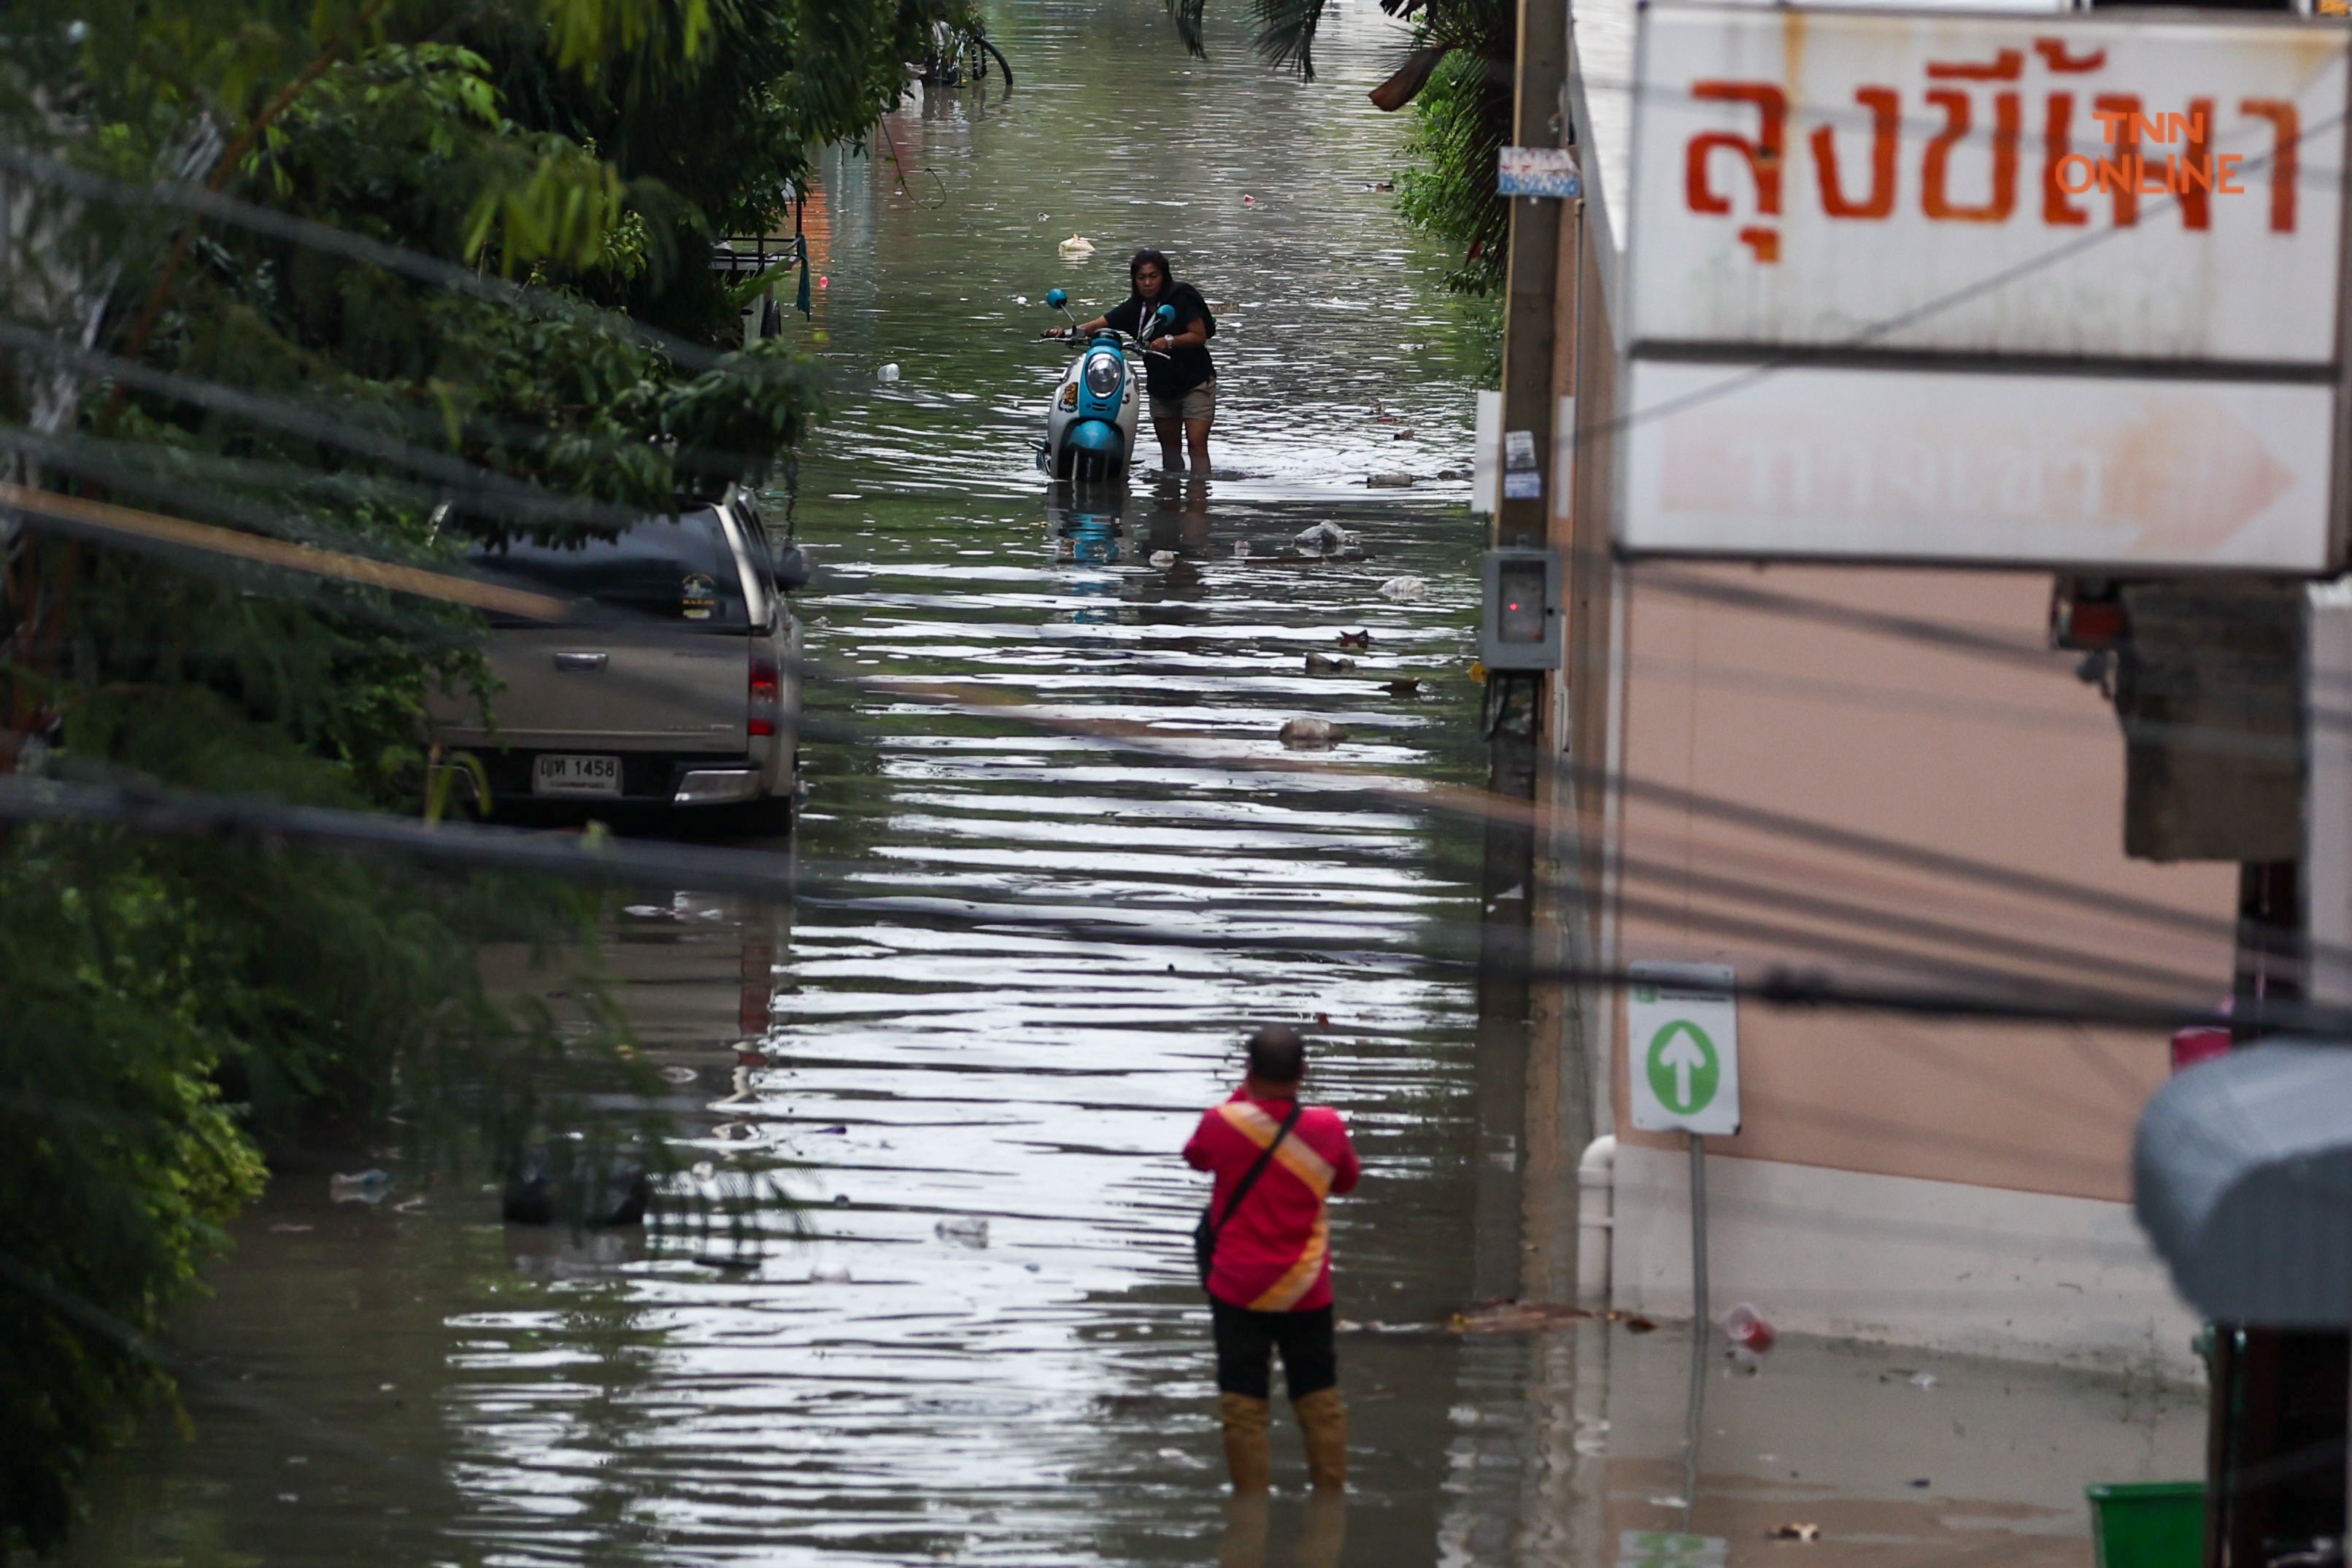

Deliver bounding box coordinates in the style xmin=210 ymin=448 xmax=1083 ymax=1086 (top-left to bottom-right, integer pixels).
xmin=1082 ymin=355 xmax=1124 ymax=399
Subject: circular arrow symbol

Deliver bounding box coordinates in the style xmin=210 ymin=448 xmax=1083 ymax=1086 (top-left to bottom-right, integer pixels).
xmin=1646 ymin=1020 xmax=1719 ymax=1115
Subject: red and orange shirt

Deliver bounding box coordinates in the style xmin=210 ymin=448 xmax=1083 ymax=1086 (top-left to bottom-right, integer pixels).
xmin=1183 ymin=1088 xmax=1361 ymax=1313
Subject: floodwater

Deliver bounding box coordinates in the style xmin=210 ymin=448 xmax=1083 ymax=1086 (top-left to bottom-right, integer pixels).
xmin=58 ymin=0 xmax=2206 ymax=1564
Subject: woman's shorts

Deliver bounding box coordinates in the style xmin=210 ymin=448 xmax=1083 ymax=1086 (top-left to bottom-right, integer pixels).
xmin=1149 ymin=379 xmax=1217 ymax=425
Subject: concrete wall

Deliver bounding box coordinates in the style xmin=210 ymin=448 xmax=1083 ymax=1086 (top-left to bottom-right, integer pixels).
xmin=1600 ymin=563 xmax=2234 ymax=1372
xmin=1611 ymin=1142 xmax=2204 ymax=1378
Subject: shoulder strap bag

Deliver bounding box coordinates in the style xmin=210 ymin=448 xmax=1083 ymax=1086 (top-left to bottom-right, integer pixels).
xmin=1194 ymin=1101 xmax=1304 ymax=1289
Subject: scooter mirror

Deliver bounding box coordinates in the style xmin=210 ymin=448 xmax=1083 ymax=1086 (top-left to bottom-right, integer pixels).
xmin=1154 ymin=305 xmax=1176 ymax=328
xmin=1045 ymin=289 xmax=1068 ymax=309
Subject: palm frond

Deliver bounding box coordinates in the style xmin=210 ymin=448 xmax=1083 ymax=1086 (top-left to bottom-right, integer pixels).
xmin=1250 ymin=0 xmax=1327 ymax=79
xmin=1166 ymin=0 xmax=1210 ymax=59
xmin=1368 ymin=45 xmax=1449 ymax=112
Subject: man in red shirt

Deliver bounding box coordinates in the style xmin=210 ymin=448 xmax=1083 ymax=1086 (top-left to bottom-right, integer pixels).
xmin=1183 ymin=1026 xmax=1362 ymax=1494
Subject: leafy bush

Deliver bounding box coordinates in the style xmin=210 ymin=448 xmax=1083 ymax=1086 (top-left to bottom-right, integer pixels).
xmin=0 ymin=0 xmax=954 ymax=1546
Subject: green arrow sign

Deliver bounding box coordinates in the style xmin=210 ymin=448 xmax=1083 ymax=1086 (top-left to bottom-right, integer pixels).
xmin=1645 ymin=1020 xmax=1719 ymax=1114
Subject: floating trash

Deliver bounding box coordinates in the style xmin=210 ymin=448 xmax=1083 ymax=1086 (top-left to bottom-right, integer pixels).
xmin=1338 ymin=630 xmax=1372 ymax=650
xmin=329 ymin=1170 xmax=390 ymax=1204
xmin=936 ymin=1216 xmax=990 ymax=1247
xmin=1722 ymin=1302 xmax=1775 ymax=1353
xmin=691 ymin=1161 xmax=716 ymax=1182
xmin=1058 ymin=233 xmax=1095 ymax=257
xmin=1303 ymin=652 xmax=1354 ymax=676
xmin=1292 ymin=521 xmax=1354 ymax=555
xmin=658 ymin=1065 xmax=698 ymax=1085
xmin=1909 ymin=1372 xmax=1938 ymax=1389
xmin=1769 ymin=1523 xmax=1821 ymax=1542
xmin=1279 ymin=717 xmax=1345 ymax=749
xmin=876 ymin=363 xmax=901 ymax=383
xmin=1450 ymin=1299 xmax=1592 ymax=1334
xmin=1377 ymin=576 xmax=1428 ymax=602
xmin=1365 ymin=473 xmax=1416 ymax=488
xmin=1149 ymin=549 xmax=1178 ymax=569
xmin=1381 ymin=678 xmax=1423 ymax=699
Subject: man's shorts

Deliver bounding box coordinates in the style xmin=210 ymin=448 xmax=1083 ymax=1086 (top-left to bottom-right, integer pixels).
xmin=1149 ymin=379 xmax=1217 ymax=425
xmin=1211 ymin=1298 xmax=1336 ymax=1400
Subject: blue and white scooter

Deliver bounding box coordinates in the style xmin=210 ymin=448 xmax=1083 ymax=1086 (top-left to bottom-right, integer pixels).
xmin=1036 ymin=287 xmax=1172 ymax=485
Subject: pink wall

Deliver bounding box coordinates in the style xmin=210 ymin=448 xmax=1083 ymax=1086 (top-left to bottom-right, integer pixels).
xmin=1612 ymin=563 xmax=2236 ymax=1202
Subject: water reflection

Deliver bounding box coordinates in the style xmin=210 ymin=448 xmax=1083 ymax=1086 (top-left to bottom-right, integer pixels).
xmin=61 ymin=0 xmax=1514 ymax=1560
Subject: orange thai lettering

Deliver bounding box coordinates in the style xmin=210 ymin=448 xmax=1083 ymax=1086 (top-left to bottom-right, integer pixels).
xmin=2043 ymin=93 xmax=2088 ymax=226
xmin=1685 ymin=80 xmax=1788 ymax=219
xmin=1812 ymin=86 xmax=1900 ymax=220
xmin=2032 ymin=38 xmax=2106 ymax=74
xmin=1922 ymin=88 xmax=2020 ymax=223
xmin=2238 ymin=99 xmax=2297 ymax=232
xmin=2176 ymin=98 xmax=2213 ymax=230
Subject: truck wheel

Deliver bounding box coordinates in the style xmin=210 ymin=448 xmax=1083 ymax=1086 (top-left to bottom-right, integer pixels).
xmin=730 ymin=789 xmax=795 ymax=838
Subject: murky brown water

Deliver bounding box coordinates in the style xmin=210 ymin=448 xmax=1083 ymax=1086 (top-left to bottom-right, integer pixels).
xmin=60 ymin=3 xmax=1531 ymax=1563
xmin=54 ymin=4 xmax=2213 ymax=1562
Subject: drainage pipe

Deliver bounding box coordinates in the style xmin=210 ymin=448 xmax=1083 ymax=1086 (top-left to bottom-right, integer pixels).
xmin=1576 ymin=1133 xmax=1616 ymax=1305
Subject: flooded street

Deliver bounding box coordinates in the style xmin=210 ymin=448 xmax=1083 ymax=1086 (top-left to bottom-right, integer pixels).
xmin=55 ymin=1 xmax=2208 ymax=1564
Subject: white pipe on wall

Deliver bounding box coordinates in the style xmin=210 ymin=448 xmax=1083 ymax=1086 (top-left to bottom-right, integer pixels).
xmin=1577 ymin=1134 xmax=1616 ymax=1305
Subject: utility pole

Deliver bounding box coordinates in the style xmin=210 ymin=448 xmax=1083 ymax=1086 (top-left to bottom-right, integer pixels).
xmin=1494 ymin=0 xmax=1566 ymax=557
xmin=1478 ymin=0 xmax=1570 ymax=1030
xmin=1470 ymin=0 xmax=1571 ymax=1309
xmin=2100 ymin=574 xmax=2321 ymax=1567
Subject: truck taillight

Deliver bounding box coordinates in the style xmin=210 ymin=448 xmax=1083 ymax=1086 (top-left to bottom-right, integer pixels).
xmin=749 ymin=654 xmax=780 ymax=737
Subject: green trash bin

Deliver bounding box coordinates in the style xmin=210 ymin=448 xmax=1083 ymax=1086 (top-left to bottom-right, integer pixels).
xmin=2086 ymin=1481 xmax=2205 ymax=1568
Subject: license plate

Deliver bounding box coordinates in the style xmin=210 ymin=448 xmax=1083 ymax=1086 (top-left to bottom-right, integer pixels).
xmin=533 ymin=754 xmax=621 ymax=797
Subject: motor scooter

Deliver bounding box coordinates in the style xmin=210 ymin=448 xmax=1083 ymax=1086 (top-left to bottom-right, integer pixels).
xmin=1035 ymin=288 xmax=1173 ymax=485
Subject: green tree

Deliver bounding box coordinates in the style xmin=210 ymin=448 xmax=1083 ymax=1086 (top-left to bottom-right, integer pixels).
xmin=0 ymin=0 xmax=943 ymax=1546
xmin=1162 ymin=0 xmax=1511 ymax=343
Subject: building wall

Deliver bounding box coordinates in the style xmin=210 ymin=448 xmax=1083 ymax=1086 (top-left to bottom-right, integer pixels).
xmin=1600 ymin=563 xmax=2234 ymax=1370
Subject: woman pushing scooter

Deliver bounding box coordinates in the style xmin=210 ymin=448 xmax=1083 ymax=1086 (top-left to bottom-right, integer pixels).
xmin=1046 ymin=248 xmax=1218 ymax=472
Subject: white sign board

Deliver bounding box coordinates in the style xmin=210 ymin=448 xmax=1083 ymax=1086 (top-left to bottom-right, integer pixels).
xmin=1627 ymin=962 xmax=1741 ymax=1135
xmin=1624 ymin=360 xmax=2336 ymax=568
xmin=1619 ymin=5 xmax=2352 ymax=568
xmin=1499 ymin=146 xmax=1582 ymax=199
xmin=1630 ymin=7 xmax=2350 ymax=359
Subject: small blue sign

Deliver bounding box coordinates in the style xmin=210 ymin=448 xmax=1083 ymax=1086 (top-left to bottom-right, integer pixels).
xmin=1497 ymin=146 xmax=1582 ymax=198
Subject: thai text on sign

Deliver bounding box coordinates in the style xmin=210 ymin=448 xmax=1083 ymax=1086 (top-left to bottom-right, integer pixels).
xmin=1681 ymin=40 xmax=2305 ymax=263
xmin=1628 ymin=8 xmax=2351 ymax=363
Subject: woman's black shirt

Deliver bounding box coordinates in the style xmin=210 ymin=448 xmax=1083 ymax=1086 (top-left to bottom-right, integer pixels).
xmin=1103 ymin=282 xmax=1217 ymax=400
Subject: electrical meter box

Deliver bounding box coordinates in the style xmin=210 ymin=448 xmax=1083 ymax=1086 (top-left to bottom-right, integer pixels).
xmin=1479 ymin=548 xmax=1562 ymax=671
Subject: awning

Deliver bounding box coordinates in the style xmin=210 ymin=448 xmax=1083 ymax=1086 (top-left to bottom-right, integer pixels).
xmin=2135 ymin=1040 xmax=2352 ymax=1325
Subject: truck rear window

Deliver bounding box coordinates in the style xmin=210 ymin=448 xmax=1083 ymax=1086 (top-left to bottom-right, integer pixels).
xmin=468 ymin=508 xmax=749 ymax=629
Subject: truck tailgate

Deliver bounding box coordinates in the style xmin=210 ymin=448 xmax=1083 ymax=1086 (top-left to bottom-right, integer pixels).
xmin=444 ymin=627 xmax=748 ymax=751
